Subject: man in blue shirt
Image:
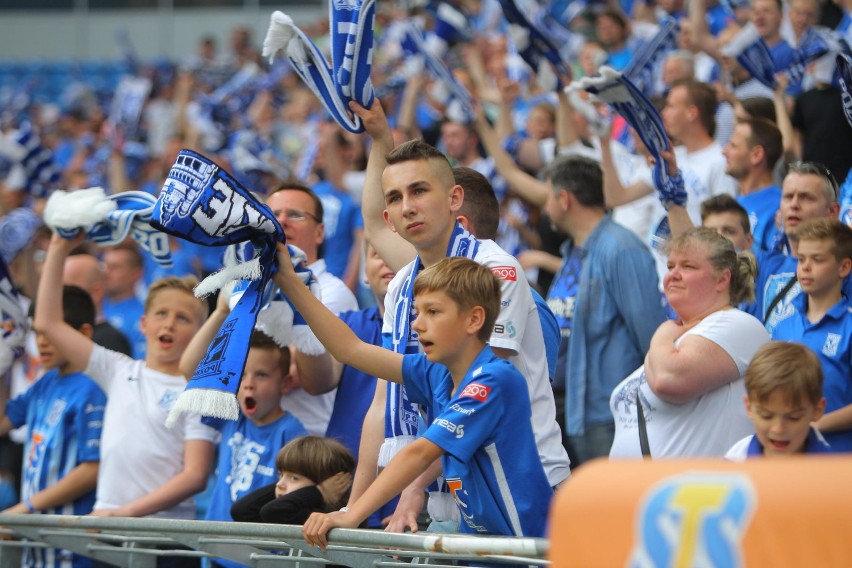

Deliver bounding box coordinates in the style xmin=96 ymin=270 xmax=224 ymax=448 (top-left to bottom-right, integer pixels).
xmin=544 ymin=156 xmax=665 ymax=466
xmin=722 ymin=118 xmax=783 ymax=251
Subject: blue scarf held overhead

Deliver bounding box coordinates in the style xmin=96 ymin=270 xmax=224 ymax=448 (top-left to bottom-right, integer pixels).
xmin=150 ymin=150 xmax=320 ymax=425
xmin=399 ymin=21 xmax=475 ymax=124
xmin=1 ymin=122 xmax=61 ymax=198
xmin=0 ymin=207 xmax=42 ymax=265
xmin=720 ymin=23 xmax=777 ymax=90
xmin=783 ymin=27 xmax=832 ymax=88
xmin=0 ymin=254 xmax=26 ymax=377
xmin=43 ymin=188 xmax=174 ymax=268
xmin=262 ymin=0 xmax=376 ymax=133
xmin=570 ymin=67 xmax=686 ymax=212
xmin=380 ymin=223 xmax=480 ymax=466
xmin=837 ymin=52 xmax=852 ymax=128
xmin=623 ymin=17 xmax=679 ymax=97
xmin=498 ymin=0 xmax=573 ymax=86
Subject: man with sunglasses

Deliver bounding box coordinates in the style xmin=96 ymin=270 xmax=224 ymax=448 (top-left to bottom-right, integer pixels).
xmin=750 ymin=162 xmax=849 ymax=334
xmin=265 ymin=181 xmax=359 ymax=435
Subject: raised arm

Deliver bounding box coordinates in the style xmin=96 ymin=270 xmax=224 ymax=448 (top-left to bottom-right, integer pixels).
xmin=350 ymin=100 xmax=417 ymax=272
xmin=599 ymin=133 xmax=654 ymax=206
xmin=34 ymin=234 xmax=94 ymax=372
xmin=274 ymin=243 xmax=403 ymax=383
xmin=347 ymin=381 xmax=386 ymax=508
xmin=179 ymin=287 xmax=230 ymax=379
xmin=471 ymin=107 xmax=550 ymax=208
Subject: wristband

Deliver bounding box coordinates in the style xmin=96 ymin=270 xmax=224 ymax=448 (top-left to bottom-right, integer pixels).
xmin=339 ymin=507 xmax=350 ymax=513
xmin=24 ymin=497 xmax=36 ymax=513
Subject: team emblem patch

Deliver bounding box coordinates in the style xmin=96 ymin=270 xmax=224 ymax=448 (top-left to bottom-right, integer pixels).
xmin=822 ymin=333 xmax=841 ymax=357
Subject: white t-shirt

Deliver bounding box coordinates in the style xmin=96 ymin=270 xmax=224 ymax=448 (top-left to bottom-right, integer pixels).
xmin=609 ymin=309 xmax=769 ymax=459
xmin=559 ymin=139 xmax=663 ymax=244
xmin=383 ymin=239 xmax=571 ymax=487
xmin=85 ymin=346 xmax=218 ymax=519
xmin=280 ymin=259 xmax=358 ymax=436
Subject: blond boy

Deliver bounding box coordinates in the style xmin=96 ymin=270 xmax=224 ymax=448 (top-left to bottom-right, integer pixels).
xmin=272 ymin=249 xmax=552 ymax=545
xmin=726 ymin=341 xmax=829 ymax=458
xmin=35 ymin=233 xmax=216 ymax=521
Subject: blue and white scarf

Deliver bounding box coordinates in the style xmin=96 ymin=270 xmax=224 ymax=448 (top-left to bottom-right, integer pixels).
xmin=44 ymin=188 xmax=173 ymax=268
xmin=150 ymin=150 xmax=320 ymax=424
xmin=380 ymin=223 xmax=480 ymax=465
xmin=0 ymin=207 xmax=42 ymax=264
xmin=400 ymin=21 xmax=475 ymax=124
xmin=1 ymin=122 xmax=61 ymax=198
xmin=498 ymin=0 xmax=573 ymax=85
xmin=836 ymin=52 xmax=852 ymax=128
xmin=262 ymin=0 xmax=376 ymax=133
xmin=623 ymin=17 xmax=679 ymax=98
xmin=571 ymin=67 xmax=686 ymax=210
xmin=0 ymin=254 xmax=26 ymax=377
xmin=107 ymin=75 xmax=152 ymax=142
xmin=784 ymin=27 xmax=832 ymax=87
xmin=720 ymin=23 xmax=777 ymax=90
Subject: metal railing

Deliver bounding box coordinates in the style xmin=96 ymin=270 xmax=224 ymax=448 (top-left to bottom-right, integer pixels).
xmin=0 ymin=514 xmax=549 ymax=568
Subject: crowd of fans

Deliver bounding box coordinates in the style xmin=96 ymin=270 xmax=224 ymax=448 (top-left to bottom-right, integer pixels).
xmin=2 ymin=0 xmax=852 ymax=564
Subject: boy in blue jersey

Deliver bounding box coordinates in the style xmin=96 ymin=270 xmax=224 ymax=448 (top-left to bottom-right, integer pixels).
xmin=1 ymin=285 xmax=106 ymax=568
xmin=771 ymin=219 xmax=852 ymax=451
xmin=272 ymin=248 xmax=553 ymax=545
xmin=726 ymin=341 xmax=830 ymax=459
xmin=180 ymin=308 xmax=307 ymax=549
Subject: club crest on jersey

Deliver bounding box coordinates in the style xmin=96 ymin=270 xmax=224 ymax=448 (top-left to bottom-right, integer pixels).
xmin=460 ymin=382 xmax=490 ymax=402
xmin=823 ymin=333 xmax=841 ymax=357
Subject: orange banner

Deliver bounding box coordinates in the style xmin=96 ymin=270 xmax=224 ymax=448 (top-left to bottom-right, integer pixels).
xmin=549 ymin=457 xmax=852 ymax=567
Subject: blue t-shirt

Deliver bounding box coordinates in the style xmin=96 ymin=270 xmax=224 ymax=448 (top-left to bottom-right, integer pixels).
xmin=772 ymin=294 xmax=852 ymax=451
xmin=204 ymin=412 xmax=307 ymax=527
xmin=102 ymin=296 xmax=146 ymax=359
xmin=738 ymin=185 xmax=781 ymax=252
xmin=6 ymin=369 xmax=106 ymax=568
xmin=312 ymin=180 xmax=364 ymax=280
xmin=546 ymin=246 xmax=582 ymax=391
xmin=531 ymin=288 xmax=560 ymax=382
xmin=325 ymin=307 xmax=381 ymax=457
xmin=749 ymin=247 xmax=852 ymax=334
xmin=402 ymin=347 xmax=553 ymax=537
xmin=325 ymin=305 xmax=398 ymax=527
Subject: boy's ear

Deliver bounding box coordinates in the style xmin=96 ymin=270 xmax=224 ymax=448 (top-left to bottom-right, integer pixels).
xmin=813 ymin=397 xmax=827 ymax=422
xmin=466 ymin=305 xmax=486 ymax=336
xmin=449 ymin=184 xmax=464 ymax=213
xmin=78 ymin=322 xmax=95 ymax=339
xmin=839 ymin=257 xmax=852 ymax=278
xmin=744 ymin=394 xmax=753 ymax=417
xmin=280 ymin=372 xmax=297 ymax=396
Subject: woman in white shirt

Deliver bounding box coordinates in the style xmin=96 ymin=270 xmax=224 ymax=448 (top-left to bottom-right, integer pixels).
xmin=610 ymin=228 xmax=770 ymax=458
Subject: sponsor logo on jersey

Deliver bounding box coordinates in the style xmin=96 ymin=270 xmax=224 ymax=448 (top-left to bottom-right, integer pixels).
xmin=450 ymin=403 xmax=476 ymax=416
xmin=460 ymin=382 xmax=490 ymax=402
xmin=434 ymin=418 xmax=464 ymax=438
xmin=490 ymin=266 xmax=517 ymax=281
xmin=493 ymin=321 xmax=516 ymax=338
